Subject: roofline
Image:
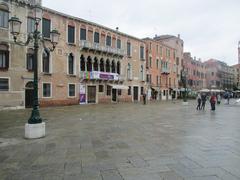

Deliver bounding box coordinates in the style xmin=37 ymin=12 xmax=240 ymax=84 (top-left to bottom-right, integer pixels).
xmin=43 ymin=7 xmax=145 ymax=43
xmin=142 ymin=37 xmax=177 ymax=50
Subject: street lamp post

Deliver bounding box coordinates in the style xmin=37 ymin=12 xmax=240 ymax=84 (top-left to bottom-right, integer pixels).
xmin=181 ymin=69 xmax=188 ymax=105
xmin=9 ymin=5 xmax=60 ymax=139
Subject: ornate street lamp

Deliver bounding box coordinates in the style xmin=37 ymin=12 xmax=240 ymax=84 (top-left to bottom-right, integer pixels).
xmin=9 ymin=5 xmax=60 ymax=139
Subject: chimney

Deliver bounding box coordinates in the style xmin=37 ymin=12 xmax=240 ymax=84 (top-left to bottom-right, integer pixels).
xmin=177 ymin=34 xmax=180 ymax=39
xmin=116 ymin=27 xmax=119 ymax=31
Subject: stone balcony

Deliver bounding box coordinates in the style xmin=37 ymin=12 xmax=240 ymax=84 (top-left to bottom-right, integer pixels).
xmin=80 ymin=40 xmax=125 ymax=57
xmin=80 ymin=71 xmax=124 ymax=82
xmin=161 ymin=67 xmax=170 ymax=75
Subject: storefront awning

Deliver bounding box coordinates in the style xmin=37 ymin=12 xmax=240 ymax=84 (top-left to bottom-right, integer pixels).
xmin=109 ymin=84 xmax=129 ymax=90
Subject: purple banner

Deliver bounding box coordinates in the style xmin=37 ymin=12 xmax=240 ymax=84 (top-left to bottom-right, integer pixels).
xmin=99 ymin=73 xmax=114 ymax=80
xmin=79 ymin=94 xmax=86 ymax=104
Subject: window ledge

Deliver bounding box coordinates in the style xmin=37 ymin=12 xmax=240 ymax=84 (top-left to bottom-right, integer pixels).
xmin=67 ymin=74 xmax=77 ymax=77
xmin=68 ymin=43 xmax=76 ymax=46
xmin=0 ymin=68 xmax=9 ymax=71
xmin=42 ymin=72 xmax=52 ymax=76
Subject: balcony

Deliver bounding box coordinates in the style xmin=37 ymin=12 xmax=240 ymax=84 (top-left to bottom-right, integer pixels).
xmin=161 ymin=67 xmax=170 ymax=75
xmin=80 ymin=40 xmax=125 ymax=57
xmin=80 ymin=71 xmax=122 ymax=81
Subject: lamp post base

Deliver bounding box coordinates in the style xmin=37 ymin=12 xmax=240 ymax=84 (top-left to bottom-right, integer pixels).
xmin=25 ymin=122 xmax=45 ymax=139
xmin=182 ymin=101 xmax=189 ymax=106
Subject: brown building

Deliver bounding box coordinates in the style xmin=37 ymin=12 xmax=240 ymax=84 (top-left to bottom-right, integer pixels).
xmin=144 ymin=37 xmax=178 ymax=100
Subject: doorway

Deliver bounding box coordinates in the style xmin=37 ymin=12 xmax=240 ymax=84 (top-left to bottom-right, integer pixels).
xmin=87 ymin=86 xmax=96 ymax=103
xmin=133 ymin=86 xmax=139 ymax=101
xmin=25 ymin=81 xmax=34 ymax=108
xmin=112 ymin=89 xmax=117 ymax=102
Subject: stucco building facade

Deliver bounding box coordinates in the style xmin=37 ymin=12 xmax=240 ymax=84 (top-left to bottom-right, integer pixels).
xmin=183 ymin=52 xmax=206 ymax=91
xmin=144 ymin=37 xmax=178 ymax=100
xmin=0 ymin=0 xmax=146 ymax=109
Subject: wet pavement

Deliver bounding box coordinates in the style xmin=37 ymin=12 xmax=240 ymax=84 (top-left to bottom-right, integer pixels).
xmin=0 ymin=100 xmax=240 ymax=180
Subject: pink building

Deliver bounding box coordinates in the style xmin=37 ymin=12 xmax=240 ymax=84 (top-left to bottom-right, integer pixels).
xmin=183 ymin=53 xmax=206 ymax=91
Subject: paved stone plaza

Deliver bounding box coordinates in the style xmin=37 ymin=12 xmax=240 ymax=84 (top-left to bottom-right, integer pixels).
xmin=0 ymin=100 xmax=240 ymax=180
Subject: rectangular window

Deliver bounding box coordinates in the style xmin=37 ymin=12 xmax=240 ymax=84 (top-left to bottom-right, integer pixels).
xmin=106 ymin=85 xmax=111 ymax=96
xmin=26 ymin=53 xmax=34 ymax=71
xmin=94 ymin=32 xmax=99 ymax=43
xmin=0 ymin=10 xmax=9 ymax=28
xmin=127 ymin=42 xmax=131 ymax=56
xmin=128 ymin=86 xmax=131 ymax=95
xmin=156 ymin=59 xmax=159 ymax=69
xmin=68 ymin=55 xmax=74 ymax=75
xmin=141 ymin=87 xmax=144 ymax=95
xmin=118 ymin=89 xmax=122 ymax=96
xmin=140 ymin=46 xmax=144 ymax=60
xmin=27 ymin=17 xmax=35 ymax=33
xmin=80 ymin=28 xmax=86 ymax=40
xmin=42 ymin=18 xmax=51 ymax=38
xmin=0 ymin=78 xmax=9 ymax=91
xmin=117 ymin=39 xmax=121 ymax=49
xmin=106 ymin=35 xmax=111 ymax=46
xmin=42 ymin=51 xmax=50 ymax=73
xmin=68 ymin=25 xmax=75 ymax=44
xmin=149 ymin=57 xmax=152 ymax=68
xmin=68 ymin=84 xmax=76 ymax=97
xmin=43 ymin=83 xmax=51 ymax=97
xmin=99 ymin=85 xmax=104 ymax=92
xmin=0 ymin=50 xmax=9 ymax=69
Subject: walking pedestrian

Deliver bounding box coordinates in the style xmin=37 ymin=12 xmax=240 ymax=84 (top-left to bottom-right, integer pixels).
xmin=217 ymin=94 xmax=221 ymax=105
xmin=210 ymin=94 xmax=216 ymax=111
xmin=196 ymin=93 xmax=202 ymax=110
xmin=201 ymin=93 xmax=207 ymax=110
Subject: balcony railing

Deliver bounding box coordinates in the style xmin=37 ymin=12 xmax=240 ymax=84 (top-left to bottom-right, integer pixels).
xmin=80 ymin=40 xmax=125 ymax=57
xmin=161 ymin=67 xmax=170 ymax=74
xmin=80 ymin=71 xmax=122 ymax=81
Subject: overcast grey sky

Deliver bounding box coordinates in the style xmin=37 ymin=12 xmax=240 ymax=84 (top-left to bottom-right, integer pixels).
xmin=43 ymin=0 xmax=240 ymax=65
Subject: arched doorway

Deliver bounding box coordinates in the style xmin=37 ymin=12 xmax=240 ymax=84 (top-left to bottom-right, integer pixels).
xmin=25 ymin=81 xmax=34 ymax=108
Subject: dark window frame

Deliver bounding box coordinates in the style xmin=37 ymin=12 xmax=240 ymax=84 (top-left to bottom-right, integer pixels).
xmin=43 ymin=83 xmax=51 ymax=97
xmin=0 ymin=49 xmax=9 ymax=70
xmin=0 ymin=9 xmax=9 ymax=28
xmin=106 ymin=35 xmax=111 ymax=46
xmin=0 ymin=78 xmax=9 ymax=91
xmin=99 ymin=85 xmax=104 ymax=93
xmin=68 ymin=53 xmax=74 ymax=75
xmin=42 ymin=50 xmax=50 ymax=73
xmin=68 ymin=25 xmax=75 ymax=44
xmin=26 ymin=53 xmax=34 ymax=71
xmin=68 ymin=84 xmax=76 ymax=97
xmin=94 ymin=32 xmax=99 ymax=43
xmin=42 ymin=18 xmax=51 ymax=39
xmin=127 ymin=42 xmax=131 ymax=57
xmin=80 ymin=28 xmax=86 ymax=40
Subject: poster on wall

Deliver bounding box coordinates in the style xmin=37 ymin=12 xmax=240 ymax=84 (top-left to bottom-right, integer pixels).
xmin=79 ymin=84 xmax=86 ymax=104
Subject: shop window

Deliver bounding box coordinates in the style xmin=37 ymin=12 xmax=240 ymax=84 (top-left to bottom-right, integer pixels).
xmin=106 ymin=85 xmax=111 ymax=96
xmin=128 ymin=86 xmax=131 ymax=95
xmin=99 ymin=85 xmax=104 ymax=93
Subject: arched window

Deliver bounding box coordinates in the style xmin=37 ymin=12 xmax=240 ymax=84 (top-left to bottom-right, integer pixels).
xmin=80 ymin=55 xmax=85 ymax=71
xmin=93 ymin=57 xmax=98 ymax=71
xmin=100 ymin=58 xmax=104 ymax=72
xmin=111 ymin=60 xmax=116 ymax=73
xmin=87 ymin=56 xmax=92 ymax=72
xmin=68 ymin=53 xmax=74 ymax=75
xmin=42 ymin=49 xmax=50 ymax=73
xmin=0 ymin=4 xmax=9 ymax=28
xmin=117 ymin=61 xmax=121 ymax=74
xmin=106 ymin=59 xmax=110 ymax=72
xmin=0 ymin=44 xmax=9 ymax=70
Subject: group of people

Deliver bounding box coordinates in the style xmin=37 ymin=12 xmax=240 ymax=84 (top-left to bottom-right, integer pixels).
xmin=196 ymin=93 xmax=222 ymax=111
